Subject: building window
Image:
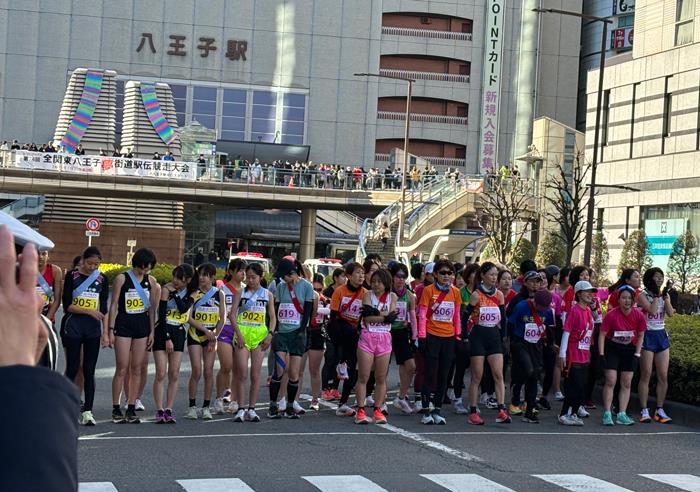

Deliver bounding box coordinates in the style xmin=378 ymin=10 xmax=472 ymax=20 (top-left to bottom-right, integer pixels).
xmin=192 ymin=86 xmax=217 ymax=130
xmin=675 ymin=0 xmax=694 ymax=46
xmin=618 ymin=15 xmax=634 ymax=28
xmin=601 ymin=90 xmax=611 ymax=147
xmin=663 ymin=89 xmax=672 ymax=138
xmin=459 ymin=64 xmax=470 ymax=76
xmin=461 ymin=20 xmax=473 ymax=34
xmin=456 ymin=105 xmax=468 ymax=117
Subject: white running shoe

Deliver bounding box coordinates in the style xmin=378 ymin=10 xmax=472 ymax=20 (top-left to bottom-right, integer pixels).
xmin=365 ymin=395 xmax=375 ymax=407
xmin=186 ymin=406 xmax=199 ymax=420
xmin=380 ymin=403 xmax=389 ymax=415
xmin=134 ymin=399 xmax=145 ymax=412
xmin=452 ymin=397 xmax=468 ymax=414
xmin=432 ymin=413 xmax=446 ymax=425
xmin=213 ymin=398 xmax=225 ymax=415
xmin=479 ymin=392 xmax=490 ymax=406
xmin=421 ymin=414 xmax=435 ymax=425
xmin=246 ymin=409 xmax=260 ymax=422
xmin=222 ymin=388 xmax=232 ymax=404
xmin=394 ymin=397 xmax=413 ymax=414
xmin=558 ymin=414 xmax=577 ymax=426
xmin=413 ymin=400 xmax=423 ymax=414
xmin=336 ymin=362 xmax=349 ymax=380
xmin=201 ymin=407 xmax=213 ymax=420
xmin=336 ymin=404 xmax=355 ymax=417
xmin=80 ymin=410 xmax=96 ymax=426
xmin=485 ymin=396 xmax=499 ymax=409
xmin=226 ymin=400 xmax=239 ymax=414
xmin=571 ymin=414 xmax=585 ymax=426
xmin=233 ymin=409 xmax=245 ymax=422
xmin=277 ymin=397 xmax=287 ymax=412
xmin=577 ymin=406 xmax=590 ymax=418
xmin=554 ymin=391 xmax=565 ymax=401
xmin=292 ymin=400 xmax=306 ymax=415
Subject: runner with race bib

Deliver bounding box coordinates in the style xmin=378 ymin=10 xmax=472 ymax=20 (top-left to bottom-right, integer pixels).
xmin=306 ymin=273 xmax=330 ymax=411
xmin=390 ymin=262 xmax=417 ymax=415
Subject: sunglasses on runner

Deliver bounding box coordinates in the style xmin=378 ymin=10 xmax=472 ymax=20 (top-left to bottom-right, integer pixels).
xmin=437 ymin=270 xmax=453 ymax=275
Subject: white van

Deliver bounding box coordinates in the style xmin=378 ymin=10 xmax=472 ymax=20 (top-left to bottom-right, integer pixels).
xmin=230 ymin=252 xmax=272 ymax=274
xmin=303 ymin=258 xmax=344 ymax=278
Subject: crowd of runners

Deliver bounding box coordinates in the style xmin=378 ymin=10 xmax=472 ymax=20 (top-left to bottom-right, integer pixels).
xmin=37 ymin=246 xmax=675 ymax=427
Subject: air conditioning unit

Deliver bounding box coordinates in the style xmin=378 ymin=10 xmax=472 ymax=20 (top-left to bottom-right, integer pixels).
xmin=420 ymin=16 xmax=432 ymax=24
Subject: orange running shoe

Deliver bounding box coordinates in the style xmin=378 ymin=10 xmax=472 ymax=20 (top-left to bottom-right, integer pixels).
xmin=496 ymin=409 xmax=512 ymax=423
xmin=373 ymin=407 xmax=387 ymax=424
xmin=354 ymin=407 xmax=369 ymax=424
xmin=468 ymin=412 xmax=484 ymax=425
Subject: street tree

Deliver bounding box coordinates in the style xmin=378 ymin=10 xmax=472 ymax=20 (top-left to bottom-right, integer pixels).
xmin=477 ymin=176 xmax=536 ymax=266
xmin=535 ymin=232 xmax=566 ymax=268
xmin=617 ymin=229 xmax=652 ymax=276
xmin=508 ymin=238 xmax=536 ymax=272
xmin=542 ymin=152 xmax=591 ymax=266
xmin=591 ymin=231 xmax=610 ymax=286
xmin=668 ymin=229 xmax=700 ymax=293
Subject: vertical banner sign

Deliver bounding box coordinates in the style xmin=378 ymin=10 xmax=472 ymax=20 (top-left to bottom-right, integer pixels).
xmin=645 ymin=218 xmax=687 ymax=272
xmin=478 ymin=0 xmax=506 ymax=173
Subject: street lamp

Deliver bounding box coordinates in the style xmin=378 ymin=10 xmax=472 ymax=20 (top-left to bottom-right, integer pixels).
xmin=533 ymin=8 xmax=613 ymax=265
xmin=355 ymin=72 xmax=414 ymax=249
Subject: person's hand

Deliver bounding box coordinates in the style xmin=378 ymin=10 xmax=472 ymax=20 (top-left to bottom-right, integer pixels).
xmin=165 ymin=339 xmax=174 ymax=354
xmin=146 ymin=333 xmax=154 ymax=351
xmin=206 ymin=330 xmax=216 ymax=343
xmin=89 ymin=310 xmax=105 ymax=322
xmin=0 ymin=226 xmax=42 ymax=366
xmin=260 ymin=333 xmax=271 ymax=351
xmin=101 ymin=331 xmax=111 ymax=349
xmin=207 ymin=340 xmax=217 ymax=353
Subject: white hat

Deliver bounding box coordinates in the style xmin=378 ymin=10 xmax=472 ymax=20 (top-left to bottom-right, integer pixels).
xmin=424 ymin=262 xmax=435 ymax=274
xmin=574 ymin=280 xmax=598 ymax=294
xmin=0 ymin=211 xmax=54 ymax=251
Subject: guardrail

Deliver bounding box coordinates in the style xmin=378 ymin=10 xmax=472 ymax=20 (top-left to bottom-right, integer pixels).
xmin=378 ymin=68 xmax=470 ymax=84
xmin=374 ymin=153 xmax=467 ymax=168
xmin=381 ymin=26 xmax=473 ymax=41
xmin=377 ymin=111 xmax=468 ymax=125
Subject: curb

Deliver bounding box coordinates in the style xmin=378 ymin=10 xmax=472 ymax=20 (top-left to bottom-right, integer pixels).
xmin=593 ymin=386 xmax=700 ymax=428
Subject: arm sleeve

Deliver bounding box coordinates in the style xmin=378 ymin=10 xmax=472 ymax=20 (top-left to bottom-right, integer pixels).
xmin=158 ymin=300 xmax=170 ymax=339
xmin=453 ymin=307 xmax=461 ymax=337
xmin=173 ymin=294 xmax=193 ymax=313
xmin=300 ymin=300 xmax=314 ymax=330
xmin=418 ymin=304 xmax=428 ymax=338
xmin=559 ymin=332 xmax=570 ymax=359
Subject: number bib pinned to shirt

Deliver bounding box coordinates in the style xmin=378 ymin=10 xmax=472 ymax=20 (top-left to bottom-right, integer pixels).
xmin=578 ymin=328 xmax=593 ymax=351
xmin=340 ymin=296 xmax=363 ymax=320
xmin=432 ymin=301 xmax=455 ymax=323
xmin=238 ymin=305 xmax=266 ymax=329
xmin=396 ymin=301 xmax=408 ymax=322
xmin=278 ymin=303 xmax=301 ymax=326
xmin=194 ymin=305 xmax=219 ymax=329
xmin=478 ymin=306 xmax=500 ymax=327
xmin=613 ymin=330 xmax=634 ymax=344
xmin=647 ymin=299 xmax=665 ymax=331
xmin=524 ymin=323 xmax=544 ymax=343
xmin=36 ymin=286 xmax=51 ymax=308
xmin=73 ymin=291 xmax=98 ymax=310
xmin=166 ymin=308 xmax=189 ymax=326
xmin=125 ymin=289 xmax=148 ymax=314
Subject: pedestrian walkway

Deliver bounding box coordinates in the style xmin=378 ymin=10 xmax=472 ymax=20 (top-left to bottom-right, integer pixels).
xmin=78 ymin=473 xmax=700 ymax=491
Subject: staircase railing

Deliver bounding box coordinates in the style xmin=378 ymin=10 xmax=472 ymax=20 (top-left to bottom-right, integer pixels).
xmin=0 ymin=195 xmax=45 ymax=219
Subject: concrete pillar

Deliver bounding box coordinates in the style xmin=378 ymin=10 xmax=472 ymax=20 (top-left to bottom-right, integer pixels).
xmin=300 ymin=208 xmax=317 ymax=261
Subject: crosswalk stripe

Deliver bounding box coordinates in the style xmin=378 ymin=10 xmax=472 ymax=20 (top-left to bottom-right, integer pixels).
xmin=640 ymin=474 xmax=700 ymax=491
xmin=302 ymin=475 xmax=387 ymax=491
xmin=176 ymin=478 xmax=255 ymax=491
xmin=422 ymin=473 xmax=515 ymax=491
xmin=78 ymin=483 xmax=119 ymax=492
xmin=533 ymin=474 xmax=633 ymax=491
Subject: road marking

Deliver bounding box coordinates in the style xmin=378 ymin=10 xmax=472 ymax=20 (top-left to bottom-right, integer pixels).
xmin=420 ymin=431 xmax=700 ymax=437
xmin=78 ymin=483 xmax=119 ymax=492
xmin=422 ymin=473 xmax=514 ymax=491
xmin=176 ymin=478 xmax=255 ymax=491
xmin=79 ymin=431 xmax=396 ymax=440
xmin=640 ymin=474 xmax=700 ymax=491
xmin=534 ymin=474 xmax=633 ymax=491
xmin=303 ymin=475 xmax=387 ymax=491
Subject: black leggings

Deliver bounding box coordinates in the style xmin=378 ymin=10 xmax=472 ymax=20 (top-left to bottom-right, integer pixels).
xmin=510 ymin=340 xmax=542 ymax=411
xmin=585 ymin=325 xmax=602 ymax=402
xmin=560 ymin=363 xmax=588 ymax=416
xmin=541 ymin=345 xmax=557 ymax=397
xmin=330 ymin=321 xmax=359 ymax=405
xmin=322 ymin=337 xmax=339 ymax=391
xmin=63 ymin=336 xmax=101 ymax=411
xmin=452 ymin=339 xmax=470 ymax=399
xmin=421 ymin=334 xmax=455 ymax=410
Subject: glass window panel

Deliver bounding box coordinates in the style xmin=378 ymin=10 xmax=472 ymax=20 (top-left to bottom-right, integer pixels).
xmin=252 ymin=118 xmax=275 ymax=133
xmin=282 ymin=121 xmax=304 ymax=136
xmin=192 ymin=114 xmax=216 ymax=129
xmin=283 ymin=107 xmax=305 ymax=121
xmin=223 ymin=102 xmax=246 ymax=117
xmin=221 ymin=116 xmax=245 ymax=131
xmin=193 ymin=86 xmax=217 ymax=101
xmin=252 ymin=132 xmax=275 ymax=142
xmin=253 ymin=91 xmax=276 ymax=105
xmin=174 ymin=98 xmax=186 ymax=114
xmin=283 ymin=93 xmax=305 ymax=108
xmin=192 ymin=100 xmax=216 ymax=115
xmin=171 ymin=84 xmax=187 ymax=99
xmin=176 ymin=113 xmax=185 ymax=127
xmin=221 ymin=130 xmax=245 ymax=141
xmin=252 ymin=105 xmax=276 ymax=120
xmin=223 ymin=89 xmax=247 ymax=103
xmin=282 ymin=134 xmax=304 ymax=145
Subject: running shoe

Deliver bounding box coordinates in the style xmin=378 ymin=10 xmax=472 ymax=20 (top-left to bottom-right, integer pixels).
xmin=486 ymin=396 xmax=499 ymax=409
xmin=322 ymin=389 xmax=335 ymax=401
xmin=164 ymin=408 xmax=176 ymax=423
xmin=365 ymin=395 xmax=375 ymax=407
xmin=521 ymin=412 xmax=540 ymax=424
xmin=336 ymin=362 xmax=349 ymax=380
xmin=479 ymin=392 xmax=490 ymax=406
xmin=380 ymin=403 xmax=389 ymax=416
xmin=292 ymin=400 xmax=306 ymax=415
xmin=432 ymin=412 xmax=446 ymax=425
xmin=508 ymin=403 xmax=524 ymax=415
xmin=267 ymin=404 xmax=281 ymax=419
xmin=616 ymin=411 xmax=634 ymax=426
xmin=285 ymin=408 xmax=300 ymax=419
xmin=577 ymin=406 xmax=590 ymax=418
xmin=154 ymin=409 xmax=165 ymax=424
xmin=654 ymin=408 xmax=673 ymax=424
xmin=584 ymin=400 xmax=597 ymax=410
xmin=421 ymin=413 xmax=435 ymax=425
xmin=202 ymin=407 xmax=213 ymax=420
xmin=554 ymin=391 xmax=565 ymax=401
xmin=222 ymin=388 xmax=232 ymax=404
xmin=80 ymin=410 xmax=96 ymax=426
xmin=639 ymin=408 xmax=652 ymax=423
xmin=538 ymin=397 xmax=551 ymax=410
xmin=309 ymin=399 xmax=320 ymax=411
xmin=233 ymin=409 xmax=245 ymax=422
xmin=571 ymin=415 xmax=585 ymax=426
xmin=558 ymin=414 xmax=578 ymax=426
xmin=394 ymin=397 xmax=413 ymax=414
xmin=213 ymin=398 xmax=225 ymax=415
xmin=413 ymin=400 xmax=424 ymax=414
xmin=452 ymin=397 xmax=468 ymax=415
xmin=355 ymin=407 xmax=370 ymax=424
xmin=336 ymin=404 xmax=356 ymax=417
xmin=602 ymin=410 xmax=614 ymax=426
xmin=373 ymin=408 xmax=387 ymax=424
xmin=112 ymin=407 xmax=126 ymax=424
xmin=331 ymin=389 xmax=342 ymax=400
xmin=186 ymin=406 xmax=199 ymax=420
xmin=134 ymin=399 xmax=145 ymax=412
xmin=227 ymin=401 xmax=239 ymax=414
xmin=247 ymin=409 xmax=261 ymax=422
xmin=125 ymin=408 xmax=140 ymax=424
xmin=277 ymin=397 xmax=287 ymax=413
xmin=496 ymin=409 xmax=511 ymax=423
xmin=468 ymin=412 xmax=484 ymax=425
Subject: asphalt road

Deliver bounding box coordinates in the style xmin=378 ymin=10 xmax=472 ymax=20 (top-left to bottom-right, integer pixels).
xmin=74 ymin=350 xmax=700 ymax=492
